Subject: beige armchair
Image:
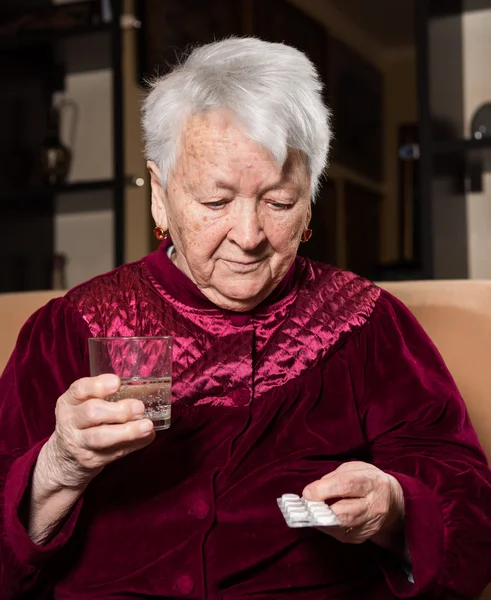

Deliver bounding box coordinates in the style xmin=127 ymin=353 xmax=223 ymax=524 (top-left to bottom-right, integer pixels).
xmin=380 ymin=280 xmax=491 ymax=600
xmin=0 ymin=290 xmax=65 ymax=374
xmin=380 ymin=280 xmax=491 ymax=462
xmin=2 ymin=282 xmax=491 ymax=457
xmin=0 ymin=283 xmax=490 ymax=596
xmin=1 ymin=282 xmax=491 ymax=457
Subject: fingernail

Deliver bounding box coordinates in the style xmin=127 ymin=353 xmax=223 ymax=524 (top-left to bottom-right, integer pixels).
xmin=303 ymin=488 xmax=312 ymax=499
xmin=139 ymin=420 xmax=154 ymax=434
xmin=132 ymin=401 xmax=144 ymax=416
xmin=107 ymin=375 xmax=120 ymax=392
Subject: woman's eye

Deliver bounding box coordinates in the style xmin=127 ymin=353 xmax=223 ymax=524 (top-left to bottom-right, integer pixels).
xmin=266 ymin=200 xmax=291 ymax=210
xmin=204 ymin=200 xmax=229 ymax=209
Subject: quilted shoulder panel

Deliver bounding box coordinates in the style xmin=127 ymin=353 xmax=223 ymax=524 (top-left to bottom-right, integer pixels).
xmin=63 ymin=257 xmax=380 ymax=405
xmin=253 ymin=259 xmax=381 ymax=393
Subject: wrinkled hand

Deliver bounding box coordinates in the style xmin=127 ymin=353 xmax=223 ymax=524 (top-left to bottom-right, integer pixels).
xmin=303 ymin=462 xmax=405 ymax=547
xmin=42 ymin=374 xmax=155 ymax=491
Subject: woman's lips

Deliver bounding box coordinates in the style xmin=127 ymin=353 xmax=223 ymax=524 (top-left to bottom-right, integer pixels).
xmin=222 ymin=258 xmax=264 ymax=273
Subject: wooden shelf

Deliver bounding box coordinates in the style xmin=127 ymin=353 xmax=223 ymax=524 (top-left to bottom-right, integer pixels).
xmin=55 ymin=179 xmax=116 ymax=193
xmin=430 ymin=0 xmax=491 ymax=18
xmin=0 ymin=179 xmax=116 ymax=202
xmin=433 ymin=138 xmax=491 ymax=173
xmin=0 ymin=23 xmax=112 ymax=50
xmin=433 ymin=137 xmax=491 ymax=154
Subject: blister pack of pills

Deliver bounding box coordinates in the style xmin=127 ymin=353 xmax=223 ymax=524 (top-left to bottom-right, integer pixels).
xmin=277 ymin=494 xmax=340 ymax=528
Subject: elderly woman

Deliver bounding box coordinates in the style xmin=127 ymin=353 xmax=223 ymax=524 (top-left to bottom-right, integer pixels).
xmin=1 ymin=38 xmax=491 ymax=600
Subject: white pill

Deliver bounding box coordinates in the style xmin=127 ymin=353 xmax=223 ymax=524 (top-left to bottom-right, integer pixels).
xmin=289 ymin=512 xmax=309 ymax=522
xmin=284 ymin=502 xmax=303 ymax=510
xmin=282 ymin=494 xmax=300 ymax=500
xmin=315 ymin=515 xmax=338 ymax=526
xmin=287 ymin=509 xmax=309 ymax=518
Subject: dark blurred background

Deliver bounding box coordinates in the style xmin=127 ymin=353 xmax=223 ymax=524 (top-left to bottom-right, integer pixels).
xmin=0 ymin=0 xmax=490 ymax=292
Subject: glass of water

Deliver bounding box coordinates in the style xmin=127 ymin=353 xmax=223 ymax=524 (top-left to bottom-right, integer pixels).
xmin=88 ymin=336 xmax=173 ymax=431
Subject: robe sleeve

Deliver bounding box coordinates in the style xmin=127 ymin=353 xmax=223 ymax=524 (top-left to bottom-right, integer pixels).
xmin=0 ymin=297 xmax=91 ymax=600
xmin=351 ymin=290 xmax=491 ymax=599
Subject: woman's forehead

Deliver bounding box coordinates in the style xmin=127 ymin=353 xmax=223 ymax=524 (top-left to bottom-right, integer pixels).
xmin=173 ymin=113 xmax=309 ymax=192
xmin=180 ymin=112 xmax=267 ymax=159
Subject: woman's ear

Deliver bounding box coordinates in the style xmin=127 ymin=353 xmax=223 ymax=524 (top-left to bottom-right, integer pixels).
xmin=147 ymin=161 xmax=168 ymax=229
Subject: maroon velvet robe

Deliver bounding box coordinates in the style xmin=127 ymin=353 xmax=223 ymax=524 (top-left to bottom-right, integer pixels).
xmin=1 ymin=241 xmax=491 ymax=599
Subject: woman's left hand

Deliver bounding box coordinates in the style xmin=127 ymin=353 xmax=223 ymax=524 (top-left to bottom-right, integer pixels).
xmin=303 ymin=461 xmax=405 ymax=547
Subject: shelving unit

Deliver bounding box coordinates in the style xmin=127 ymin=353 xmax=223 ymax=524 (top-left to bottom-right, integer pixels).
xmin=0 ymin=0 xmax=125 ymax=292
xmin=416 ymin=0 xmax=491 ymax=279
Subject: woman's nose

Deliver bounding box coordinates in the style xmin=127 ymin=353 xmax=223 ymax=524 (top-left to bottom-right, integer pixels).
xmin=228 ymin=206 xmax=266 ymax=251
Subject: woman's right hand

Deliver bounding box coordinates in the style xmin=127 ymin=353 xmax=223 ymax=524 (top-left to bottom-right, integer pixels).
xmin=41 ymin=374 xmax=156 ymax=491
xmin=27 ymin=374 xmax=154 ymax=544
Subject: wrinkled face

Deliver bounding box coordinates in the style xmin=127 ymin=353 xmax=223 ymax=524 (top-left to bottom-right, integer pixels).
xmin=149 ymin=110 xmax=311 ymax=312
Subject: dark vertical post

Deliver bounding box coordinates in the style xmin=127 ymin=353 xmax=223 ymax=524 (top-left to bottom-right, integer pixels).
xmin=111 ymin=0 xmax=125 ymax=266
xmin=415 ymin=0 xmax=434 ymax=278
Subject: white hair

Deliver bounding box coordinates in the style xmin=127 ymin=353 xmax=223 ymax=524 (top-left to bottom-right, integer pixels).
xmin=142 ymin=37 xmax=331 ymax=198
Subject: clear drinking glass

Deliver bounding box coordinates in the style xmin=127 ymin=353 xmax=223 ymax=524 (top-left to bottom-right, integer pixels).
xmin=88 ymin=336 xmax=173 ymax=431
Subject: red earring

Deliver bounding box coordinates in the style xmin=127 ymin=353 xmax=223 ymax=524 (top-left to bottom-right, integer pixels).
xmin=154 ymin=226 xmax=169 ymax=240
xmin=301 ymin=228 xmax=312 ymax=243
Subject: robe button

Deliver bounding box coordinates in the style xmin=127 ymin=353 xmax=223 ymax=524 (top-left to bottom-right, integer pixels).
xmin=190 ymin=499 xmax=210 ymax=520
xmin=176 ymin=575 xmax=194 ymax=596
xmin=231 ymin=386 xmax=250 ymax=406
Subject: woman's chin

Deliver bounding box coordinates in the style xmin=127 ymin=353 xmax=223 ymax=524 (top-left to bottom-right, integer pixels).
xmin=206 ymin=280 xmax=273 ymax=311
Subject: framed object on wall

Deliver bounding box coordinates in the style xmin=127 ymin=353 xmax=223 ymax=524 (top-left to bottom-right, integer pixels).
xmin=136 ymin=0 xmax=242 ymax=83
xmin=327 ymin=38 xmax=383 ymax=182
